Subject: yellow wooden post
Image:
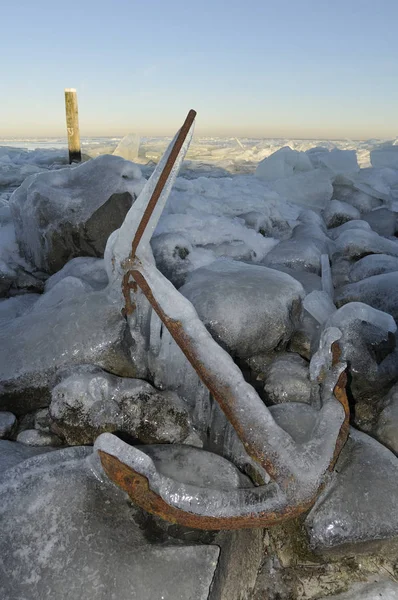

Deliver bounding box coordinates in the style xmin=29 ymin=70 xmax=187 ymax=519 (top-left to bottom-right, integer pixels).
xmin=64 ymin=88 xmax=81 ymax=164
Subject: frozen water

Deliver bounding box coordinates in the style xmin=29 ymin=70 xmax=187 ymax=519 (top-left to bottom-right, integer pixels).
xmin=0 ymin=293 xmax=39 ymax=326
xmin=0 ymin=439 xmax=56 ymax=473
xmin=50 ymin=364 xmax=195 ymax=445
xmin=179 ymin=259 xmax=304 ymax=358
xmin=371 ymin=143 xmax=398 ymax=169
xmin=113 ymin=133 xmax=140 ymax=161
xmin=273 ymin=169 xmax=333 ymax=211
xmin=307 ymin=148 xmax=359 ymax=175
xmin=303 ymin=290 xmax=336 ymax=325
xmin=362 ymin=207 xmax=398 ymax=237
xmin=255 ymin=146 xmax=313 ymax=181
xmin=321 ymin=253 xmax=334 ymax=297
xmin=31 ymin=276 xmax=93 ymax=313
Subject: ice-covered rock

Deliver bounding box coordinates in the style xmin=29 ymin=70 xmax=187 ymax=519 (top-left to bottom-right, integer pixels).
xmin=335 ymin=272 xmax=398 ymax=322
xmin=325 ymin=303 xmax=398 ymax=428
xmin=113 ymin=133 xmax=140 ymax=161
xmin=255 ymin=146 xmax=313 ymax=181
xmin=179 ymin=259 xmax=305 ymax=358
xmin=238 ymin=210 xmax=292 ymax=240
xmin=269 ymin=402 xmax=319 ymax=443
xmin=49 ymin=365 xmax=195 ymax=446
xmin=327 ymin=219 xmax=371 ymax=240
xmin=16 ymin=428 xmax=62 ymax=446
xmin=263 ymin=219 xmax=330 ymax=274
xmin=0 ymin=411 xmax=16 ymax=438
xmin=362 ymin=207 xmax=398 ymax=237
xmin=0 ymin=291 xmax=137 ymax=415
xmin=323 ymin=200 xmax=360 ymax=229
xmin=44 ymin=256 xmax=108 ymax=292
xmin=349 ymin=254 xmax=398 ymax=282
xmin=263 ymin=353 xmax=313 ymax=405
xmin=305 ymin=429 xmax=398 ymax=556
xmin=268 ymin=266 xmax=322 ymax=293
xmin=31 ymin=276 xmax=93 ymax=313
xmin=0 ymin=447 xmax=219 ymax=600
xmin=10 ymin=155 xmax=145 ymax=273
xmin=334 ymin=228 xmax=398 ymax=260
xmin=373 ymin=382 xmax=398 ymax=456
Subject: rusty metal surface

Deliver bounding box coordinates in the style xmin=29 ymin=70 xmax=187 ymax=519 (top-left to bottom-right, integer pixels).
xmin=99 ymin=450 xmax=317 ymax=530
xmin=130 ymin=109 xmax=197 ymax=260
xmin=105 ymin=109 xmax=351 ymax=530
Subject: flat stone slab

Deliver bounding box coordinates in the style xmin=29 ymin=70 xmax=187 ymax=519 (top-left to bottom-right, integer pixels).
xmin=0 ymin=446 xmax=219 ymax=600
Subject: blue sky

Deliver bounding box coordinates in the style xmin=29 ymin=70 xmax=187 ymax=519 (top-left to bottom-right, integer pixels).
xmin=1 ymin=0 xmax=398 ymax=138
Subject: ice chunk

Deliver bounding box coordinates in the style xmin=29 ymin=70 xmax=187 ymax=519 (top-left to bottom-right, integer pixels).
xmin=321 ymin=253 xmax=334 ymax=297
xmin=16 ymin=429 xmax=62 ymax=446
xmin=0 ymin=439 xmax=55 ymax=473
xmin=373 ymin=382 xmax=398 ymax=456
xmin=370 ymin=143 xmax=398 ymax=169
xmin=179 ymin=259 xmax=304 ymax=358
xmin=10 ymin=155 xmax=145 ymax=273
xmin=31 ymin=276 xmax=93 ymax=313
xmin=273 ymin=169 xmax=333 ymax=211
xmin=0 ymin=294 xmax=39 ymax=325
xmin=113 ymin=133 xmax=140 ymax=161
xmin=304 ymin=290 xmax=336 ymax=325
xmin=255 ymin=146 xmax=312 ymax=181
xmin=307 ymin=148 xmax=359 ymax=175
xmin=268 ymin=266 xmax=322 ymax=293
xmin=323 ymin=199 xmax=360 ymax=229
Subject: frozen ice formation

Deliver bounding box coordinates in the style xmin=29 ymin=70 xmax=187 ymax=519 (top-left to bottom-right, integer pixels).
xmin=0 ymin=291 xmax=137 ymax=415
xmin=273 ymin=169 xmax=333 ymax=211
xmin=327 ymin=219 xmax=371 ymax=240
xmin=370 ymin=143 xmax=398 ymax=169
xmin=0 ymin=439 xmax=56 ymax=474
xmin=44 ymin=256 xmax=108 ymax=292
xmin=305 ymin=428 xmax=398 ymax=556
xmin=179 ymin=259 xmax=305 ymax=358
xmin=50 ymin=364 xmax=195 ymax=446
xmin=0 ymin=446 xmax=219 ymax=600
xmin=10 ymin=155 xmax=145 ymax=273
xmin=16 ymin=428 xmax=62 ymax=447
xmin=373 ymin=382 xmax=398 ymax=455
xmin=334 ymin=228 xmax=398 ymax=260
xmin=113 ymin=132 xmax=140 ymax=161
xmin=363 ymin=207 xmax=398 ymax=237
xmin=303 ymin=290 xmax=336 ymax=325
xmin=255 ymin=146 xmax=313 ymax=181
xmin=0 ymin=411 xmax=16 ymax=438
xmin=323 ymin=199 xmax=360 ymax=229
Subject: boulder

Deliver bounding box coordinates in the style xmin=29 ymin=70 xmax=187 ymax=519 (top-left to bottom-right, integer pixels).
xmin=179 ymin=259 xmax=305 ymax=358
xmin=373 ymin=382 xmax=398 ymax=455
xmin=327 ymin=219 xmax=371 ymax=240
xmin=363 ymin=207 xmax=398 ymax=237
xmin=0 ymin=291 xmax=137 ymax=415
xmin=16 ymin=429 xmax=63 ymax=447
xmin=49 ymin=365 xmax=195 ymax=446
xmin=0 ymin=411 xmax=16 ymax=439
xmin=305 ymin=429 xmax=398 ymax=557
xmin=349 ymin=254 xmax=398 ymax=283
xmin=333 ymin=229 xmax=398 ymax=261
xmin=325 ymin=303 xmax=398 ymax=428
xmin=9 ymin=155 xmax=145 ymax=273
xmin=335 ymin=272 xmax=398 ymax=322
xmin=263 ymin=353 xmax=314 ymax=405
xmin=323 ymin=200 xmax=360 ymax=229
xmin=0 ymin=446 xmax=220 ymax=600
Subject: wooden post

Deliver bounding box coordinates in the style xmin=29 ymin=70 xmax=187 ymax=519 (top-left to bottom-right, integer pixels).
xmin=64 ymin=88 xmax=81 ymax=164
